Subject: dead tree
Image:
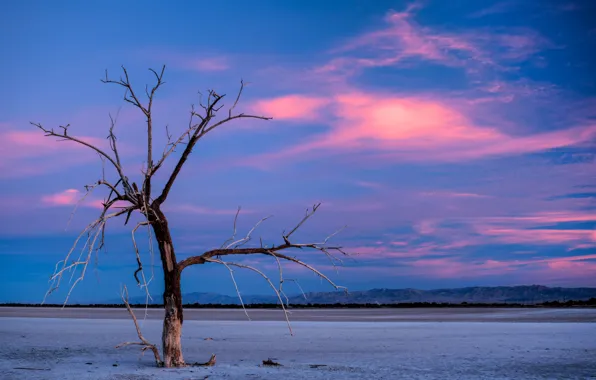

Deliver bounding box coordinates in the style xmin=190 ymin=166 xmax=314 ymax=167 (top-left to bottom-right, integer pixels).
xmin=32 ymin=66 xmax=348 ymax=368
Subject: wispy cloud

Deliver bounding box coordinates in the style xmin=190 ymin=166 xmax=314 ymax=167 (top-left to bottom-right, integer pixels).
xmin=323 ymin=4 xmax=552 ymax=78
xmin=140 ymin=50 xmax=231 ymax=72
xmin=405 ymin=253 xmax=596 ymax=280
xmin=411 ymin=211 xmax=596 ymax=250
xmin=469 ymin=2 xmax=516 ymax=18
xmin=476 ymin=227 xmax=596 ymax=245
xmin=420 ymin=191 xmax=491 ymax=198
xmin=41 ymin=189 xmax=81 ymax=206
xmin=185 ymin=57 xmax=230 ymax=72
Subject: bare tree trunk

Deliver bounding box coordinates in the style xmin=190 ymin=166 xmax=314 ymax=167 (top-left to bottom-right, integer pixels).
xmin=151 ymin=207 xmax=185 ymax=368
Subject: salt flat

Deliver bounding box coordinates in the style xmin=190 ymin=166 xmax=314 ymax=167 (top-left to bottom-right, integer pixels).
xmin=2 ymin=306 xmax=596 ymax=322
xmin=1 ymin=309 xmax=595 ymax=379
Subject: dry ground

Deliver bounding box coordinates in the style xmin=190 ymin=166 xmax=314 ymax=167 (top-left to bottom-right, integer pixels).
xmin=1 ymin=308 xmax=595 ymax=379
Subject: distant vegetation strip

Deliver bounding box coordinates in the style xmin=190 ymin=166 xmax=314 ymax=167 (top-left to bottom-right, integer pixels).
xmin=2 ymin=299 xmax=595 ymax=308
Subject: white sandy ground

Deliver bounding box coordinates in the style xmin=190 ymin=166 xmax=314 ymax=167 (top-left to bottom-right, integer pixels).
xmin=1 ymin=312 xmax=596 ymax=379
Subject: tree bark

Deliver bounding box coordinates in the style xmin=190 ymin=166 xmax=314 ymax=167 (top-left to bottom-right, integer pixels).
xmin=151 ymin=207 xmax=185 ymax=367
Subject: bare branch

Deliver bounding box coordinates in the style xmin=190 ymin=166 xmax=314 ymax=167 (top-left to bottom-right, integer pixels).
xmin=223 ymin=212 xmax=273 ymax=249
xmin=229 ymin=79 xmax=246 ymax=118
xmin=221 ymin=207 xmax=241 ymax=249
xmin=178 ymin=204 xmax=348 ymax=322
xmin=201 ymin=113 xmax=271 ymax=136
xmin=116 ymin=286 xmax=163 ymax=367
xmin=101 ymin=65 xmax=166 ymax=204
xmin=178 ymin=204 xmax=347 ymax=273
xmin=66 ymin=182 xmax=99 ymax=230
xmin=286 ymin=278 xmax=308 ymax=300
xmin=153 ymin=94 xmax=224 ymax=204
xmin=153 ymin=83 xmax=271 ymax=205
xmin=143 ymin=65 xmax=166 ymax=199
xmin=205 ymin=258 xmax=293 ymax=335
xmin=215 ymin=260 xmax=251 ymax=320
xmin=284 ymin=203 xmax=320 ymax=242
xmin=98 ymin=180 xmax=124 ymax=200
xmin=132 ymin=221 xmax=152 ymax=286
xmin=43 ymin=200 xmax=136 ymax=305
xmin=31 ymin=122 xmax=130 ymax=190
xmin=265 ymin=251 xmax=347 ymax=293
xmin=270 ymin=252 xmax=291 ymax=306
xmin=107 ymin=109 xmax=123 ymax=169
xmin=101 ymin=66 xmax=148 ymax=116
xmin=151 ymin=108 xmax=198 ymax=175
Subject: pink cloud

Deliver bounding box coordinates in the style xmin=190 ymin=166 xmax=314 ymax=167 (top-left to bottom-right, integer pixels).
xmin=325 ymin=5 xmax=551 ymax=77
xmin=492 ymin=32 xmax=550 ymax=60
xmin=241 ymin=92 xmax=596 ymax=167
xmin=420 ymin=191 xmax=491 ymax=198
xmin=0 ymin=130 xmax=104 ymax=159
xmin=354 ymin=180 xmax=385 ymax=190
xmin=407 ymin=258 xmax=479 ymax=278
xmin=414 ymin=220 xmax=437 ymax=235
xmin=545 ymin=259 xmax=596 ymax=281
xmin=346 ymin=241 xmax=468 ymax=260
xmin=332 ymin=10 xmax=482 ymax=70
xmin=391 ymin=241 xmax=408 ymax=246
xmin=476 ymin=227 xmax=596 ymax=245
xmin=139 ymin=49 xmax=231 ymax=72
xmin=483 ymin=211 xmax=596 ymax=224
xmin=251 ymin=95 xmax=329 ymax=121
xmin=186 ymin=57 xmax=229 ymax=72
xmin=404 ymin=253 xmax=596 ymax=280
xmin=517 ymin=254 xmax=596 ymax=267
xmin=331 ymin=93 xmax=499 ymax=143
xmin=320 ymin=250 xmax=596 ymax=282
xmin=41 ymin=189 xmax=130 ymax=210
xmin=42 ymin=189 xmax=81 ymax=206
xmin=0 ymin=121 xmax=132 ymax=178
xmin=406 ymin=211 xmax=596 ymax=252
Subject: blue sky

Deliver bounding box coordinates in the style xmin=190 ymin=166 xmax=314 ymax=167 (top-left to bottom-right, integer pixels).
xmin=1 ymin=0 xmax=595 ymax=303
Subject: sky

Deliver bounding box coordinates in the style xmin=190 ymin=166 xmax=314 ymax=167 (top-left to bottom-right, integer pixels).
xmin=1 ymin=0 xmax=595 ymax=303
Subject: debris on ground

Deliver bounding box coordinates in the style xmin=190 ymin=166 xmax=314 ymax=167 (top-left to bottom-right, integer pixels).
xmin=262 ymin=358 xmax=282 ymax=367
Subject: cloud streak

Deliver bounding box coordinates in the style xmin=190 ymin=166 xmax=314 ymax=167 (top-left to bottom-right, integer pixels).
xmin=323 ymin=4 xmax=552 ymax=78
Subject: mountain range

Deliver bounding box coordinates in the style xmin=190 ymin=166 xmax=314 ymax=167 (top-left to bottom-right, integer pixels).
xmin=125 ymin=285 xmax=596 ymax=305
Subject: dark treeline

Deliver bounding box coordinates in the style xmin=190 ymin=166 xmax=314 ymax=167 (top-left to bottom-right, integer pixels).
xmin=2 ymin=298 xmax=595 ymax=308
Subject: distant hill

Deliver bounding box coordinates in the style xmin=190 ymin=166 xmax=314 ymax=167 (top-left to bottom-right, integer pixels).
xmin=125 ymin=285 xmax=596 ymax=305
